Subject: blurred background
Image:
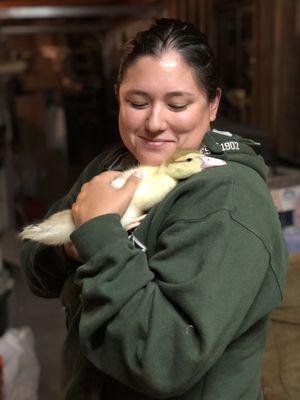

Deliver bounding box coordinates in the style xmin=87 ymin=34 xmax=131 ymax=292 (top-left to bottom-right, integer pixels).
xmin=0 ymin=1 xmax=299 ymax=399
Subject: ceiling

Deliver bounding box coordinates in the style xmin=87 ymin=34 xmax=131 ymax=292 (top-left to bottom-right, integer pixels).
xmin=0 ymin=0 xmax=157 ymax=7
xmin=0 ymin=0 xmax=160 ymax=34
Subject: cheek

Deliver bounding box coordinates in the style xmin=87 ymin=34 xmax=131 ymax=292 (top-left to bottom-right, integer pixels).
xmin=171 ymin=106 xmax=210 ymax=133
xmin=119 ymin=106 xmax=144 ymax=132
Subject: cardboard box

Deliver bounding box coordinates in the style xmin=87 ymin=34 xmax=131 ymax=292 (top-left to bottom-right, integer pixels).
xmin=268 ymin=166 xmax=300 ymax=214
xmin=271 ymin=185 xmax=300 ymax=213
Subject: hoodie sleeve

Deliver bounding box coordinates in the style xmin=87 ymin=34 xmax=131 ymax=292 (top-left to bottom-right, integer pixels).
xmin=71 ymin=209 xmax=277 ymax=399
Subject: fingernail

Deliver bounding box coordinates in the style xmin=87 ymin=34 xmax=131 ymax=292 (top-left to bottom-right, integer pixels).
xmin=134 ymin=170 xmax=143 ymax=179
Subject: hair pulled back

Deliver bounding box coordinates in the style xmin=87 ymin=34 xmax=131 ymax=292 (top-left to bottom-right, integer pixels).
xmin=117 ymin=18 xmax=219 ymax=101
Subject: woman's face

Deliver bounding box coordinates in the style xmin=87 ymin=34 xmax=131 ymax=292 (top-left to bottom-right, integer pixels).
xmin=118 ymin=51 xmax=221 ymax=165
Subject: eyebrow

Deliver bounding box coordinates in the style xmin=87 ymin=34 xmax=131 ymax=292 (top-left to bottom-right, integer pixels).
xmin=126 ymin=90 xmax=194 ymax=97
xmin=166 ymin=91 xmax=194 ymax=97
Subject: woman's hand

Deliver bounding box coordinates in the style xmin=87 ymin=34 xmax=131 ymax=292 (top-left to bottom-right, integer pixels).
xmin=71 ymin=170 xmax=142 ymax=227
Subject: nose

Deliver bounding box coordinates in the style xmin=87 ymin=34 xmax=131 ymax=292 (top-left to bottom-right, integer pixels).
xmin=145 ymin=104 xmax=167 ymax=133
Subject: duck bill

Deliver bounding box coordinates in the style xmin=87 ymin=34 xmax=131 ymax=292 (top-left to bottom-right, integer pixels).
xmin=201 ymin=156 xmax=227 ymax=169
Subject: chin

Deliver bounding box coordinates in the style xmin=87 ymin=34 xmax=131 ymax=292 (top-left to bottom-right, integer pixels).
xmin=135 ymin=149 xmax=174 ymax=166
xmin=132 ymin=141 xmax=178 ymax=166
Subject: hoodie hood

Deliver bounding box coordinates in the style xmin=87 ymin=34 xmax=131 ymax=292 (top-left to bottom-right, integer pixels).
xmin=201 ymin=129 xmax=268 ymax=181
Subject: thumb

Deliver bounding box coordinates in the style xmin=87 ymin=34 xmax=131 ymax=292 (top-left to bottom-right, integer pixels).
xmin=122 ymin=170 xmax=143 ymax=193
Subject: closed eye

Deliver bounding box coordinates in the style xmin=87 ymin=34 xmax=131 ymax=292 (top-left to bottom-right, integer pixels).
xmin=128 ymin=101 xmax=148 ymax=109
xmin=168 ymin=104 xmax=188 ymax=111
xmin=128 ymin=101 xmax=188 ymax=111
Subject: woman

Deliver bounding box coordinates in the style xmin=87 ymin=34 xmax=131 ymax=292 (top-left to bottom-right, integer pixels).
xmin=21 ymin=18 xmax=288 ymax=399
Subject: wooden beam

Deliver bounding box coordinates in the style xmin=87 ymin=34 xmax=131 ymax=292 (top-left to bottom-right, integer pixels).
xmin=0 ymin=4 xmax=157 ymax=19
xmin=0 ymin=0 xmax=156 ymax=7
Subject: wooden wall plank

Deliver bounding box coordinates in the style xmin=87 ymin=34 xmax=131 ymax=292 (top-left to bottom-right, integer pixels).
xmin=256 ymin=0 xmax=300 ymax=162
xmin=276 ymin=0 xmax=300 ymax=161
xmin=256 ymin=0 xmax=275 ymax=136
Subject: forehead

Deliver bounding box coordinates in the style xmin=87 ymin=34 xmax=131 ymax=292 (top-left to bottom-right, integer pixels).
xmin=120 ymin=51 xmax=203 ymax=95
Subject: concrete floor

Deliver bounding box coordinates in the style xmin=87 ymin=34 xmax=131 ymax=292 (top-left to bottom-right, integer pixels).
xmin=7 ymin=262 xmax=66 ymax=400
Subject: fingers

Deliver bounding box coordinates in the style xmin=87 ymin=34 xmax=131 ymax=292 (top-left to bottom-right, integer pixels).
xmin=79 ymin=170 xmax=138 ymax=195
xmin=76 ymin=190 xmax=86 ymax=202
xmin=75 ymin=171 xmax=122 ymax=204
xmin=94 ymin=170 xmax=122 ymax=184
xmin=122 ymin=171 xmax=143 ymax=192
xmin=81 ymin=182 xmax=88 ymax=192
xmin=125 ymin=214 xmax=147 ymax=231
xmin=136 ymin=213 xmax=147 ymax=222
xmin=125 ymin=221 xmax=140 ymax=231
xmin=71 ymin=201 xmax=79 ymax=219
xmin=71 ymin=170 xmax=142 ymax=226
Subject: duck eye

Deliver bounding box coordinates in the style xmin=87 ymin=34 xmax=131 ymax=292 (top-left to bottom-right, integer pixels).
xmin=186 ymin=158 xmax=193 ymax=162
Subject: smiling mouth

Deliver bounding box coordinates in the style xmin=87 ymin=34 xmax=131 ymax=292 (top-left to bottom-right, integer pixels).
xmin=139 ymin=136 xmax=174 ymax=143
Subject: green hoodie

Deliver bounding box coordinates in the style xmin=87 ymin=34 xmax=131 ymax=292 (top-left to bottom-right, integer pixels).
xmin=21 ymin=130 xmax=288 ymax=400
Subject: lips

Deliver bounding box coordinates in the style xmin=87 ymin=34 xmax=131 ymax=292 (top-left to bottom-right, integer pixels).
xmin=139 ymin=136 xmax=175 ymax=144
xmin=138 ymin=137 xmax=175 ymax=148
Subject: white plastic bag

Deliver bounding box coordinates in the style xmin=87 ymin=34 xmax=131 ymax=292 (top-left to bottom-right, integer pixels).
xmin=0 ymin=327 xmax=40 ymax=400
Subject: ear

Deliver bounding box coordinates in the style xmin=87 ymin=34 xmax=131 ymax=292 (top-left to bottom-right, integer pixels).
xmin=209 ymin=87 xmax=221 ymax=122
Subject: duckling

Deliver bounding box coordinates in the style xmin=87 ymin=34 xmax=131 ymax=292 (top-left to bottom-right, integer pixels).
xmin=19 ymin=150 xmax=226 ymax=245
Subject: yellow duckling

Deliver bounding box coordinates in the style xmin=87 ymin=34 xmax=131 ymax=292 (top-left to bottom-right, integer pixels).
xmin=20 ymin=150 xmax=226 ymax=245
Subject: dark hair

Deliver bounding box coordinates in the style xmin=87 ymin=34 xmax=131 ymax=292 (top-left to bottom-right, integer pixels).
xmin=117 ymin=18 xmax=219 ymax=101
